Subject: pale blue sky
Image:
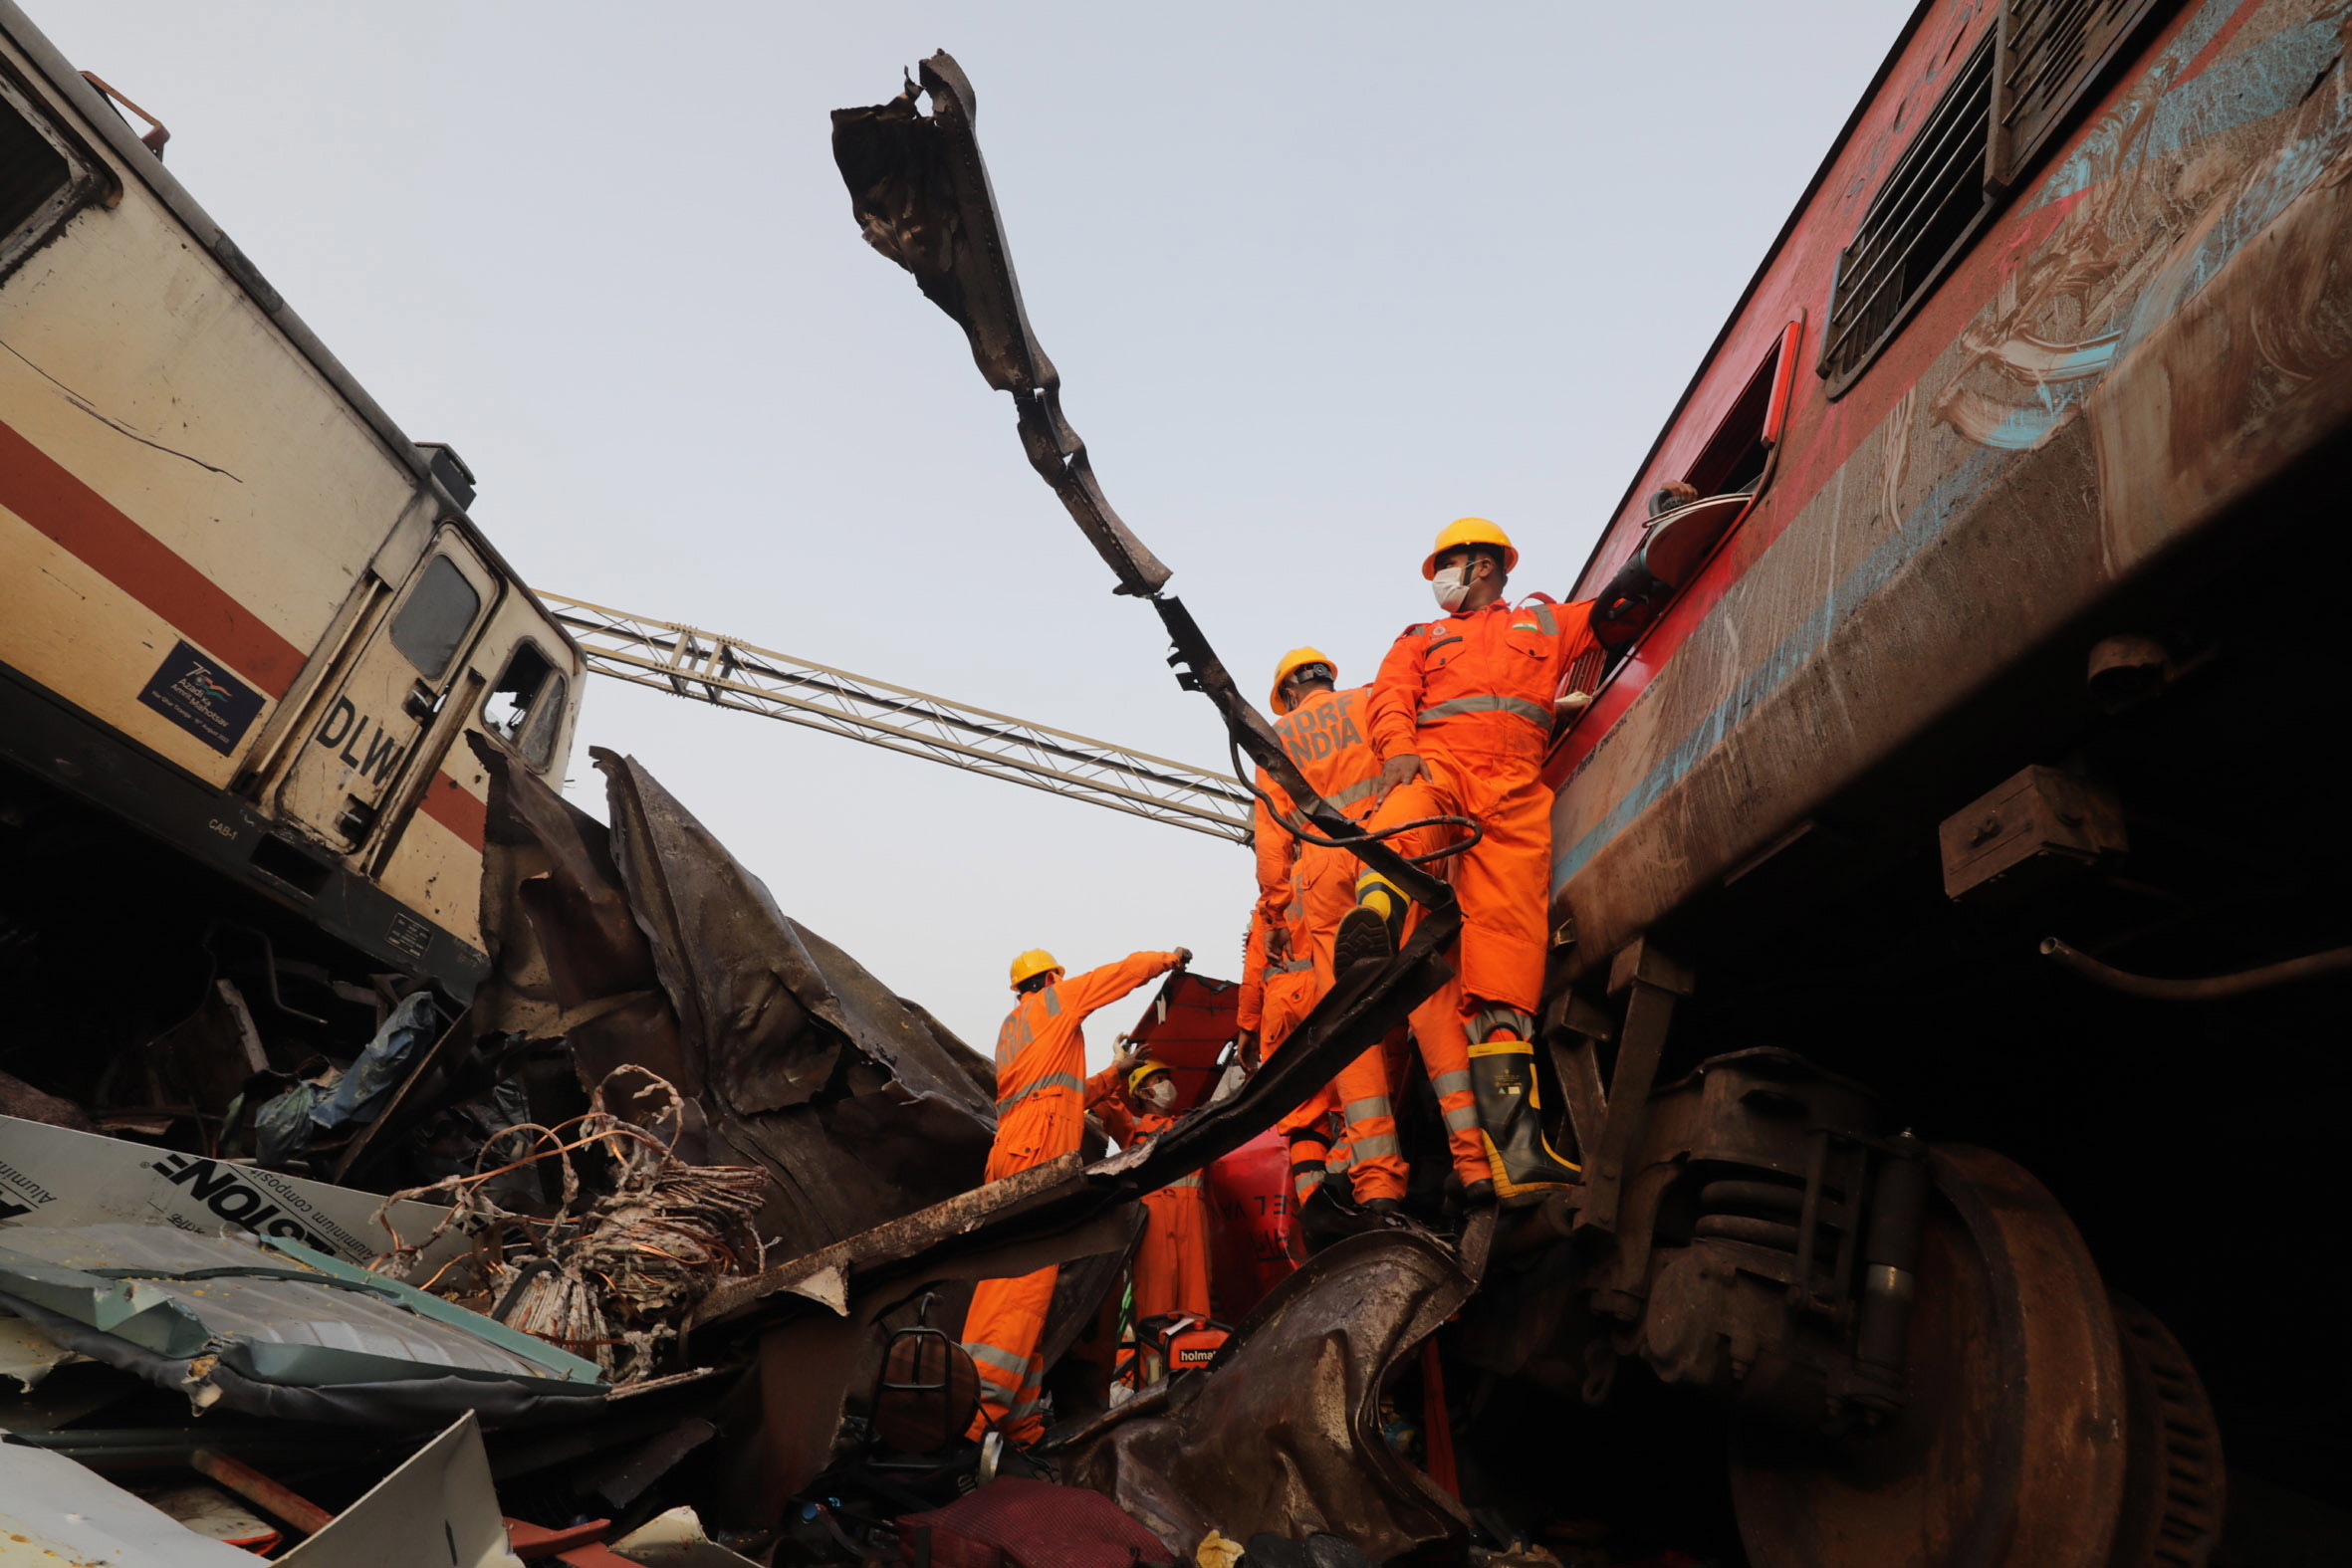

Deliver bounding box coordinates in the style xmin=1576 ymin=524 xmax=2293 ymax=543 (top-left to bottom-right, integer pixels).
xmin=43 ymin=1 xmax=1902 ymax=1057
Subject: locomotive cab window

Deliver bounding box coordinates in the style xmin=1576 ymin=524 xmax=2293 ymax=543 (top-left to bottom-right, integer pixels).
xmin=484 ymin=642 xmax=564 ymax=770
xmin=387 ymin=556 xmax=483 ymax=680
xmin=0 ymin=69 xmax=111 ymax=284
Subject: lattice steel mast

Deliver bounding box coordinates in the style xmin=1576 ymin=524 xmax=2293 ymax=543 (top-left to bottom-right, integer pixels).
xmin=539 ymin=593 xmax=1254 ymax=844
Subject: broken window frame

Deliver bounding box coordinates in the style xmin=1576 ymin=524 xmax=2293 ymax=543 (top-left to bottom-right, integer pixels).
xmin=481 ymin=639 xmax=565 ymax=771
xmin=0 ymin=60 xmax=115 ymax=288
xmin=1817 ymin=0 xmax=2175 ymax=397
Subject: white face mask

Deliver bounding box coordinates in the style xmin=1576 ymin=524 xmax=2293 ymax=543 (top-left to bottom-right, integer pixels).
xmin=1432 ymin=563 xmax=1475 ymax=612
xmin=1142 ymin=1080 xmax=1177 ymax=1112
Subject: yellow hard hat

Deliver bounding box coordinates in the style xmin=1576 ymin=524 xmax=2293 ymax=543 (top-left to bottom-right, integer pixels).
xmin=1129 ymin=1060 xmax=1173 ymax=1096
xmin=1268 ymin=647 xmax=1339 ymax=715
xmin=1422 ymin=517 xmax=1520 ymax=580
xmin=1009 ymin=949 xmax=1062 ymax=989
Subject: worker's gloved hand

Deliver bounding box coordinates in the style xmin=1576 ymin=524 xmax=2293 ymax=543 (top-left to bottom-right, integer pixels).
xmin=1555 ymin=690 xmax=1592 ymax=717
xmin=1237 ymin=1028 xmax=1261 ymax=1070
xmin=1374 ymin=754 xmax=1425 ymax=804
xmin=1265 ymin=926 xmax=1291 ymax=961
xmin=1172 ymin=947 xmax=1193 ymax=970
xmin=1108 ymin=1037 xmax=1144 ymax=1079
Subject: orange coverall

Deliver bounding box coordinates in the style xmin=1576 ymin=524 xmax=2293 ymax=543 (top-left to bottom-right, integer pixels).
xmin=1364 ymin=595 xmax=1601 ymax=1020
xmin=1088 ymin=1083 xmax=1211 ymax=1329
xmin=1241 ymin=685 xmax=1412 ymax=1202
xmin=961 ymin=950 xmax=1183 ymax=1442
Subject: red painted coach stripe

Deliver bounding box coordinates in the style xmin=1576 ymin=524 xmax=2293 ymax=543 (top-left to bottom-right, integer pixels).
xmin=0 ymin=418 xmax=308 ymax=695
xmin=419 ymin=770 xmax=487 ymax=851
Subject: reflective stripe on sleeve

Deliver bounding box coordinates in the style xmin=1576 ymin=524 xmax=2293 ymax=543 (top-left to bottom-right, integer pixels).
xmin=1418 ymin=693 xmax=1552 ymax=726
xmin=1351 ymin=1132 xmax=1403 ymax=1162
xmin=1342 ymin=1096 xmax=1393 ymax=1127
xmin=1443 ymin=1102 xmax=1481 ymax=1134
xmin=1432 ymin=1070 xmax=1471 ymax=1099
xmin=997 ymin=1072 xmax=1084 ymax=1115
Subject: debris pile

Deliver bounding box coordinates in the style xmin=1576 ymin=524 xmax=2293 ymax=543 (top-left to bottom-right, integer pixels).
xmin=0 ymin=734 xmax=1519 ymax=1566
xmin=379 ymin=1065 xmax=768 ymax=1383
xmin=0 ymin=738 xmax=1467 ymax=1568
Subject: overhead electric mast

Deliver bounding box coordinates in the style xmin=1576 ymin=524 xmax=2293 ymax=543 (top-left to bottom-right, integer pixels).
xmin=539 ymin=593 xmax=1255 ymax=844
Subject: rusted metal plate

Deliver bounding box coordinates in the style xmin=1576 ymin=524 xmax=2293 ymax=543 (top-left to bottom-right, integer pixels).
xmin=1937 ymin=764 xmax=2126 ymax=901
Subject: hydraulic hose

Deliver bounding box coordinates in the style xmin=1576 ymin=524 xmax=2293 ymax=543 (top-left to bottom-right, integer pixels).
xmin=1225 ymin=733 xmax=1484 ymax=866
xmin=2038 ymin=937 xmax=2352 ymax=1001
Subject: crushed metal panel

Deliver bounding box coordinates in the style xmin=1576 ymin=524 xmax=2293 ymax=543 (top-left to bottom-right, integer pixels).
xmin=594 ymin=748 xmax=995 ymax=1124
xmin=275 ymin=1411 xmax=528 ymax=1568
xmin=471 ymin=737 xmax=998 ymax=1258
xmin=0 ymin=1440 xmax=258 ymax=1565
xmin=0 ymin=1223 xmax=604 ymax=1427
xmin=0 ymin=1113 xmax=469 ymax=1281
xmin=1060 ymin=1229 xmax=1476 ymax=1560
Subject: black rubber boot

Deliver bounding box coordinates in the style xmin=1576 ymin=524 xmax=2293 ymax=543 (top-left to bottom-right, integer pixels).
xmin=1335 ymin=874 xmax=1411 ymax=973
xmin=1468 ymin=1039 xmax=1581 ymax=1207
xmin=1332 ymin=904 xmax=1395 ymax=973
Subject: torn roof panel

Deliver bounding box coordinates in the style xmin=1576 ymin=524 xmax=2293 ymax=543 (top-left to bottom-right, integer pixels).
xmin=0 ymin=1225 xmax=582 ymax=1386
xmin=0 ymin=1225 xmax=606 ymax=1427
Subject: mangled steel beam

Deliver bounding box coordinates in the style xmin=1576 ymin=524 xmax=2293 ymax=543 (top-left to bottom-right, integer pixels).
xmin=831 ymin=54 xmax=1455 ymax=915
xmin=831 ymin=55 xmax=1169 ymax=600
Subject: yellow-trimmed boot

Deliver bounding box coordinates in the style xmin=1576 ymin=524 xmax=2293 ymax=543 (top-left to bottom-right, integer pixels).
xmin=1467 ymin=1036 xmax=1581 ymax=1207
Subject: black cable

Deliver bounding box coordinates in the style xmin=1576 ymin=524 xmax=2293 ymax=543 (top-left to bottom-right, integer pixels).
xmin=1226 ymin=734 xmax=1484 ymax=866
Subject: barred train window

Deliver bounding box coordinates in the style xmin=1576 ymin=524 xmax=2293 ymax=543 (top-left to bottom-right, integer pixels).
xmin=0 ymin=69 xmax=109 ymax=285
xmin=1818 ymin=0 xmax=2172 ymax=395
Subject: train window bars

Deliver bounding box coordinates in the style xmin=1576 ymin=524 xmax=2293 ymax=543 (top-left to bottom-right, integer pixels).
xmin=1818 ymin=0 xmax=2174 ymax=395
xmin=1818 ymin=31 xmax=1998 ymax=395
xmin=0 ymin=64 xmax=112 ymax=287
xmin=1991 ymin=0 xmax=2174 ymax=191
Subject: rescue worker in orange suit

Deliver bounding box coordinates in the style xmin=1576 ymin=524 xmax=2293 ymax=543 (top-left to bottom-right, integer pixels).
xmin=1240 ymin=649 xmax=1489 ymax=1212
xmin=962 ymin=945 xmax=1189 ymax=1443
xmin=1335 ymin=518 xmax=1598 ymax=1206
xmin=1087 ymin=1058 xmax=1211 ymax=1332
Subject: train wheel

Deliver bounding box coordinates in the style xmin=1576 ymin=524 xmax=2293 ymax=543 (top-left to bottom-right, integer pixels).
xmin=1727 ymin=1145 xmax=2130 ymax=1567
xmin=2106 ymin=1295 xmax=2225 ymax=1567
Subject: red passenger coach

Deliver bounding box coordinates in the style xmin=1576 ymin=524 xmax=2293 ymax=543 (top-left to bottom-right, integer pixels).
xmin=1527 ymin=0 xmax=2352 ymax=1553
